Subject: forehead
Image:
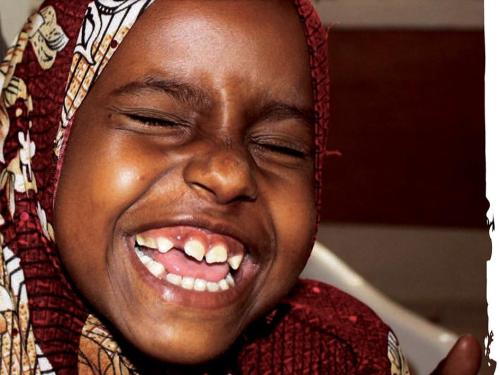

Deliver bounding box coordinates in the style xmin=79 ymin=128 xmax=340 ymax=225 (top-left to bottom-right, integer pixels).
xmin=94 ymin=0 xmax=312 ymax=107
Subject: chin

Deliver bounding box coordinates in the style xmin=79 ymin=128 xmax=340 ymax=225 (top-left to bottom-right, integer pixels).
xmin=112 ymin=311 xmax=244 ymax=366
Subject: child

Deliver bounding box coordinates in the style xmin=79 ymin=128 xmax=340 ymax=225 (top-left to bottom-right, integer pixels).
xmin=0 ymin=0 xmax=479 ymax=373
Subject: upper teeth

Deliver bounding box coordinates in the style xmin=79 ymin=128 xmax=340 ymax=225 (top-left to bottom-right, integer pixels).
xmin=228 ymin=254 xmax=243 ymax=270
xmin=205 ymin=244 xmax=228 ymax=264
xmin=157 ymin=237 xmax=174 ymax=253
xmin=184 ymin=239 xmax=205 ymax=262
xmin=135 ymin=235 xmax=243 ymax=270
xmin=136 ymin=235 xmax=156 ymax=249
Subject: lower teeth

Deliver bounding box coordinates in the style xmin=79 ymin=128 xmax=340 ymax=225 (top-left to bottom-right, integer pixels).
xmin=135 ymin=246 xmax=235 ymax=292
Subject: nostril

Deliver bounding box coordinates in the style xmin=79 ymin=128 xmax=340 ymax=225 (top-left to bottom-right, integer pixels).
xmin=183 ymin=150 xmax=258 ymax=204
xmin=188 ymin=179 xmax=257 ymax=204
xmin=189 ymin=181 xmax=217 ymax=198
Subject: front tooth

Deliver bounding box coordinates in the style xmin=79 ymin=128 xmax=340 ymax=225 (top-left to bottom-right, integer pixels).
xmin=206 ymin=282 xmax=220 ymax=292
xmin=145 ymin=260 xmax=165 ymax=278
xmin=228 ymin=254 xmax=243 ymax=270
xmin=194 ymin=279 xmax=207 ymax=292
xmin=157 ymin=237 xmax=174 ymax=253
xmin=226 ymin=274 xmax=235 ymax=287
xmin=136 ymin=235 xmax=157 ymax=249
xmin=205 ymin=244 xmax=228 ymax=264
xmin=184 ymin=239 xmax=205 ymax=261
xmin=166 ymin=273 xmax=182 ymax=286
xmin=181 ymin=276 xmax=195 ymax=290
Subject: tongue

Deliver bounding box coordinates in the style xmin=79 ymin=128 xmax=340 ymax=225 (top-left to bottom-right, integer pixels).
xmin=153 ymin=249 xmax=229 ymax=282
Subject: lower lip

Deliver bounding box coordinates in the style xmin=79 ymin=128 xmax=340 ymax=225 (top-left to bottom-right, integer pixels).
xmin=126 ymin=237 xmax=259 ymax=309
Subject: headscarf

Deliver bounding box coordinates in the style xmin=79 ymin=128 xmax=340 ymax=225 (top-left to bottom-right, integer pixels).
xmin=0 ymin=1 xmax=329 ymax=373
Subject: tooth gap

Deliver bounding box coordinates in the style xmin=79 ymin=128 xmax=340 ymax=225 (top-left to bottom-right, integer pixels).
xmin=229 ymin=263 xmax=242 ymax=275
xmin=185 ymin=255 xmax=203 ymax=262
xmin=136 ymin=244 xmax=154 ymax=251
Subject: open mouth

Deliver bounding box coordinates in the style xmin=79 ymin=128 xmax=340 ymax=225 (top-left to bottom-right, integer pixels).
xmin=133 ymin=226 xmax=246 ymax=293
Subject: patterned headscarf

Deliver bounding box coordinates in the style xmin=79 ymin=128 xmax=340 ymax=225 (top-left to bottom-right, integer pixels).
xmin=0 ymin=1 xmax=329 ymax=373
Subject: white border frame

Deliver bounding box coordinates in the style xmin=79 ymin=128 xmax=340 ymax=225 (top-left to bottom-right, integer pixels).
xmin=485 ymin=0 xmax=499 ymax=370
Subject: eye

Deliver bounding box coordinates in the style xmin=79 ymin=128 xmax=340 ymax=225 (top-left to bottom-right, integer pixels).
xmin=126 ymin=113 xmax=186 ymax=128
xmin=108 ymin=105 xmax=194 ymax=138
xmin=255 ymin=142 xmax=307 ymax=158
xmin=249 ymin=135 xmax=311 ymax=162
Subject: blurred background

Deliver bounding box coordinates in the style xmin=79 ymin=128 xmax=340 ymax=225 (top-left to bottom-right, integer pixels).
xmin=0 ymin=0 xmax=490 ymax=372
xmin=312 ymin=0 xmax=489 ymax=372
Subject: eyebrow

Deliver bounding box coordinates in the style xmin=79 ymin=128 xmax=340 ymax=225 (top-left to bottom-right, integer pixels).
xmin=255 ymin=101 xmax=315 ymax=128
xmin=110 ymin=75 xmax=211 ymax=109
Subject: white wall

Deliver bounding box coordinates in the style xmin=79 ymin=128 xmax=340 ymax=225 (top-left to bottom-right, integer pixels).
xmin=0 ymin=0 xmax=41 ymax=43
xmin=313 ymin=0 xmax=483 ymax=29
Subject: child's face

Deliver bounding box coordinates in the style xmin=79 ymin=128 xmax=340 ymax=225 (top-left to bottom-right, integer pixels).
xmin=55 ymin=0 xmax=315 ymax=364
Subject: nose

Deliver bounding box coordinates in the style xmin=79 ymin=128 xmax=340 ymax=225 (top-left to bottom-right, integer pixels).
xmin=183 ymin=145 xmax=257 ymax=205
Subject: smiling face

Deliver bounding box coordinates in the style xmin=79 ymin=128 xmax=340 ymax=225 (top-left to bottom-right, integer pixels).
xmin=54 ymin=0 xmax=316 ymax=365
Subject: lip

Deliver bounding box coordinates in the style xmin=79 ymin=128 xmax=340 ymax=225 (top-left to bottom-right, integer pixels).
xmin=122 ymin=215 xmax=270 ymax=310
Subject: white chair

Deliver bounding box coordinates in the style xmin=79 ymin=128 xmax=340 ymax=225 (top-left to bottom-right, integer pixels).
xmin=301 ymin=242 xmax=458 ymax=375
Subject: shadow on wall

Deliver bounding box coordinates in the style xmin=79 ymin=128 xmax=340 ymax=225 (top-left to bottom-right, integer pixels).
xmin=0 ymin=20 xmax=7 ymax=58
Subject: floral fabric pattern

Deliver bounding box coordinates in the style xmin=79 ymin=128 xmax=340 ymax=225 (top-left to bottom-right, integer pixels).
xmin=0 ymin=245 xmax=55 ymax=374
xmin=28 ymin=6 xmax=69 ymax=70
xmin=55 ymin=0 xmax=154 ymax=157
xmin=0 ymin=1 xmax=155 ymax=373
xmin=78 ymin=315 xmax=136 ymax=375
xmin=388 ymin=331 xmax=411 ymax=375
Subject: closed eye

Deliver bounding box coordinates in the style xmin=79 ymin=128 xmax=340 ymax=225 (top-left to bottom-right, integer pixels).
xmin=259 ymin=143 xmax=307 ymax=158
xmin=250 ymin=135 xmax=310 ymax=160
xmin=126 ymin=113 xmax=181 ymax=128
xmin=107 ymin=105 xmax=193 ymax=138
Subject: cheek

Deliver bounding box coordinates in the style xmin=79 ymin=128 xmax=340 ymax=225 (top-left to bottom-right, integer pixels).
xmin=55 ymin=130 xmax=147 ymax=262
xmin=267 ymin=174 xmax=316 ymax=283
xmin=275 ymin=170 xmax=316 ymax=245
xmin=86 ymin=138 xmax=148 ymax=212
xmin=277 ymin=193 xmax=315 ymax=267
xmin=63 ymin=131 xmax=156 ymax=223
xmin=249 ymin=176 xmax=315 ymax=316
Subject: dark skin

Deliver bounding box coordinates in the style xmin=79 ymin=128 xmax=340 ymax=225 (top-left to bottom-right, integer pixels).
xmin=432 ymin=335 xmax=482 ymax=375
xmin=54 ymin=0 xmax=482 ymax=372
